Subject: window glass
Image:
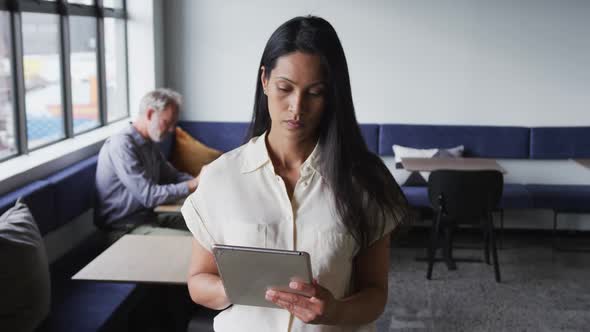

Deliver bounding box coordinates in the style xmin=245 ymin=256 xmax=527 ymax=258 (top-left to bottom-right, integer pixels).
xmin=0 ymin=11 xmax=17 ymax=159
xmin=104 ymin=17 xmax=128 ymax=122
xmin=68 ymin=0 xmax=94 ymax=5
xmin=70 ymin=16 xmax=99 ymax=133
xmin=22 ymin=12 xmax=64 ymax=149
xmin=103 ymin=0 xmax=123 ymax=9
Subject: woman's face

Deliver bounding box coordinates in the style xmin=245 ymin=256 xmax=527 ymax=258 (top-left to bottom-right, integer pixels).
xmin=261 ymin=51 xmax=326 ymax=142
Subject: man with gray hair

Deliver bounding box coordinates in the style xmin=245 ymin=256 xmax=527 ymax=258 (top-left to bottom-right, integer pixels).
xmin=95 ymin=88 xmax=199 ymax=234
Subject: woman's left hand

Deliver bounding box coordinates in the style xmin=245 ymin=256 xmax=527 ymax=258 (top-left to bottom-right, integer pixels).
xmin=265 ymin=279 xmax=340 ymax=324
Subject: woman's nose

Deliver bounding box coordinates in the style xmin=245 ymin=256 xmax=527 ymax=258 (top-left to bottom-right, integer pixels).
xmin=289 ymin=93 xmax=304 ymax=115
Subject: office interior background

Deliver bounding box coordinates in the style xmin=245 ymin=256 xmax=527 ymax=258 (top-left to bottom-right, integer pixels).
xmin=0 ymin=0 xmax=589 ymax=331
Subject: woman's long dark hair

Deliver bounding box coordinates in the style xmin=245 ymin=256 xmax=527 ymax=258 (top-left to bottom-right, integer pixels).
xmin=247 ymin=16 xmax=410 ymax=249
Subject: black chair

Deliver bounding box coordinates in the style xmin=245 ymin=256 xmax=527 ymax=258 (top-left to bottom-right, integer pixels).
xmin=426 ymin=170 xmax=503 ymax=282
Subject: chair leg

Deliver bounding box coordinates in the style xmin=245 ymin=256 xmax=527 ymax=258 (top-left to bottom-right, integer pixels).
xmin=427 ymin=210 xmax=442 ymax=280
xmin=499 ymin=209 xmax=504 ymax=249
xmin=483 ymin=226 xmax=490 ymax=265
xmin=552 ymin=211 xmax=559 ymax=250
xmin=443 ymin=225 xmax=457 ymax=270
xmin=487 ymin=212 xmax=501 ymax=282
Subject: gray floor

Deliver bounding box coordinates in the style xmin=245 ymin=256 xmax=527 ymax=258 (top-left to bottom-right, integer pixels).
xmin=376 ymin=231 xmax=590 ymax=332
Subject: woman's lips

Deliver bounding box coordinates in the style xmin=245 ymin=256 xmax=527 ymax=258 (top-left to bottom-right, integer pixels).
xmin=285 ymin=120 xmax=303 ymax=129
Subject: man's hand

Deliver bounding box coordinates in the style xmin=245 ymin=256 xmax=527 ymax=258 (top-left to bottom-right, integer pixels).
xmin=186 ymin=177 xmax=199 ymax=192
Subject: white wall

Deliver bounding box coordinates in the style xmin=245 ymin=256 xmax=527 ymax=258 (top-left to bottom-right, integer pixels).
xmin=153 ymin=0 xmax=166 ymax=87
xmin=127 ymin=0 xmax=158 ymax=118
xmin=161 ymin=0 xmax=590 ymax=231
xmin=163 ymin=0 xmax=590 ymax=126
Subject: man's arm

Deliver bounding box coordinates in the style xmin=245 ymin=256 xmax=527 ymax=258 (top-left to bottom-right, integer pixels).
xmin=110 ymin=141 xmax=190 ymax=208
xmin=159 ymin=152 xmax=193 ymax=183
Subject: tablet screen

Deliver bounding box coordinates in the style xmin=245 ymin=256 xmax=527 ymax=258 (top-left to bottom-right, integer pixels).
xmin=212 ymin=244 xmax=312 ymax=308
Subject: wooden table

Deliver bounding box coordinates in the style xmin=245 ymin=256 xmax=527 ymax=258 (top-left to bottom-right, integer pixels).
xmin=575 ymin=159 xmax=590 ymax=170
xmin=401 ymin=157 xmax=506 ymax=173
xmin=154 ymin=198 xmax=185 ymax=214
xmin=73 ymin=235 xmax=193 ymax=284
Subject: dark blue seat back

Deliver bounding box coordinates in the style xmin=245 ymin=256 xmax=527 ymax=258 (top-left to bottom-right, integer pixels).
xmin=379 ymin=124 xmax=530 ymax=158
xmin=0 ymin=180 xmax=56 ymax=235
xmin=530 ymin=127 xmax=590 ymax=159
xmin=46 ymin=156 xmax=98 ymax=229
xmin=359 ymin=124 xmax=379 ymax=154
xmin=179 ymin=121 xmax=250 ymax=152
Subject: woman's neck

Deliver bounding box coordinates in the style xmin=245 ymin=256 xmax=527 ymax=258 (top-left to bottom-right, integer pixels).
xmin=266 ymin=130 xmax=316 ymax=172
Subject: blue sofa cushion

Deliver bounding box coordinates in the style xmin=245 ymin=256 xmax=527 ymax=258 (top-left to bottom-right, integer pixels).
xmin=359 ymin=124 xmax=379 ymax=154
xmin=499 ymin=184 xmax=533 ymax=209
xmin=39 ymin=233 xmax=137 ymax=332
xmin=40 ymin=281 xmax=136 ymax=332
xmin=526 ymin=184 xmax=590 ymax=213
xmin=401 ymin=186 xmax=430 ymax=208
xmin=179 ymin=121 xmax=249 ymax=152
xmin=379 ymin=124 xmax=530 ymax=158
xmin=0 ymin=181 xmax=56 ymax=236
xmin=530 ymin=127 xmax=590 ymax=159
xmin=47 ymin=156 xmax=98 ymax=229
xmin=403 ymin=184 xmax=533 ymax=210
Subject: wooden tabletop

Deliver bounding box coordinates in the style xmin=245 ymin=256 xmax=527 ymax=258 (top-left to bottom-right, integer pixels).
xmin=401 ymin=157 xmax=506 ymax=173
xmin=154 ymin=198 xmax=185 ymax=214
xmin=575 ymin=159 xmax=590 ymax=170
xmin=72 ymin=235 xmax=193 ymax=284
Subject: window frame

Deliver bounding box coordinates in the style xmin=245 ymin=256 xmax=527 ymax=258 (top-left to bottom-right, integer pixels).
xmin=0 ymin=0 xmax=128 ymax=159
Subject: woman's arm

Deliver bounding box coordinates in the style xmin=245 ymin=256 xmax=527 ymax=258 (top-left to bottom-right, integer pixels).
xmin=187 ymin=239 xmax=231 ymax=310
xmin=265 ymin=234 xmax=390 ymax=325
xmin=333 ymin=233 xmax=390 ymax=324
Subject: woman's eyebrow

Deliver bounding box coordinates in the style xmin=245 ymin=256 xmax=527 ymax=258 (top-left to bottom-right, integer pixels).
xmin=276 ymin=76 xmax=325 ymax=87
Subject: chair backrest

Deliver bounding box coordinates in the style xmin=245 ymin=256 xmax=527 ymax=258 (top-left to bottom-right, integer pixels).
xmin=428 ymin=170 xmax=503 ymax=220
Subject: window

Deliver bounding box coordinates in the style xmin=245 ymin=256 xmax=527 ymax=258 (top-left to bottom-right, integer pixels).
xmin=104 ymin=17 xmax=128 ymax=122
xmin=0 ymin=11 xmax=17 ymax=160
xmin=70 ymin=15 xmax=99 ymax=133
xmin=22 ymin=12 xmax=64 ymax=149
xmin=0 ymin=0 xmax=128 ymax=159
xmin=103 ymin=0 xmax=123 ymax=9
xmin=68 ymin=0 xmax=94 ymax=5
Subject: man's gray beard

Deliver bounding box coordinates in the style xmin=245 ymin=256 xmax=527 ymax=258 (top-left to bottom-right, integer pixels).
xmin=148 ymin=124 xmax=163 ymax=142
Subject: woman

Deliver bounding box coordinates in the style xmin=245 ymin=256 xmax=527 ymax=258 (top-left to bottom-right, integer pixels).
xmin=181 ymin=16 xmax=409 ymax=331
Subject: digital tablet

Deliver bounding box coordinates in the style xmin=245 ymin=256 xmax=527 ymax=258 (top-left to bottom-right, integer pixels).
xmin=212 ymin=244 xmax=312 ymax=308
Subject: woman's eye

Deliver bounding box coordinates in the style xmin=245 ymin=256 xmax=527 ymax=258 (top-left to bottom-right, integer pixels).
xmin=277 ymin=86 xmax=289 ymax=92
xmin=309 ymin=90 xmax=324 ymax=96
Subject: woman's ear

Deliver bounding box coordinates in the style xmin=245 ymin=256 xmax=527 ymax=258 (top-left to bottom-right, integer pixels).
xmin=260 ymin=66 xmax=268 ymax=94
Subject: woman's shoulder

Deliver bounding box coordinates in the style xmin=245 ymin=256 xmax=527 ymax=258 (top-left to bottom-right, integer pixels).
xmin=201 ymin=143 xmax=249 ymax=177
xmin=197 ymin=135 xmax=265 ymax=185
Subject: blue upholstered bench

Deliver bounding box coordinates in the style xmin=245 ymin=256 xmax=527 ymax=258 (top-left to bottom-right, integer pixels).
xmin=527 ymin=127 xmax=590 ymax=235
xmin=378 ymin=124 xmax=534 ymax=214
xmin=177 ymin=121 xmax=590 ymax=233
xmin=0 ymin=156 xmax=138 ymax=332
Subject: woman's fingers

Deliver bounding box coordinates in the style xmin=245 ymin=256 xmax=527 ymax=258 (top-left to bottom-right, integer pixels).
xmin=266 ymin=289 xmax=315 ymax=310
xmin=265 ymin=280 xmax=335 ymax=325
xmin=271 ymin=296 xmax=322 ymax=324
xmin=289 ymin=281 xmax=317 ymax=297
